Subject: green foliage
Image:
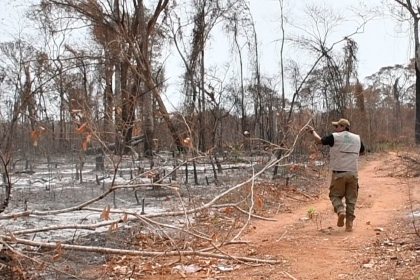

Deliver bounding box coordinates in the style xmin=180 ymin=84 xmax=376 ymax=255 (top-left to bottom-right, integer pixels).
xmin=307 ymin=206 xmax=316 ymax=219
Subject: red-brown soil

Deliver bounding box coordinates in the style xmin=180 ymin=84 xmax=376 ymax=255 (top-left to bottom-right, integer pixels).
xmin=100 ymin=151 xmax=420 ymax=280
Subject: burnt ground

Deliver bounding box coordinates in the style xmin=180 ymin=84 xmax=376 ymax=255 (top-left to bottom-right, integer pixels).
xmin=2 ymin=151 xmax=420 ymax=279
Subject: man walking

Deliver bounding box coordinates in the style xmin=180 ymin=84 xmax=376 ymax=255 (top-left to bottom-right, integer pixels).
xmin=306 ymin=118 xmax=365 ymax=232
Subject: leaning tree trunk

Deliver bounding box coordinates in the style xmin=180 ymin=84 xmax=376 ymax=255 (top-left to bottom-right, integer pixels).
xmin=142 ymin=74 xmax=182 ymax=150
xmin=415 ymin=64 xmax=420 ymax=143
xmin=103 ymin=58 xmax=114 ymax=143
xmin=199 ymin=48 xmax=206 ymax=152
xmin=117 ymin=60 xmax=130 ymax=154
xmin=143 ymin=84 xmax=155 ymax=156
xmin=414 ymin=17 xmax=420 ymax=143
xmin=24 ymin=65 xmax=37 ymax=131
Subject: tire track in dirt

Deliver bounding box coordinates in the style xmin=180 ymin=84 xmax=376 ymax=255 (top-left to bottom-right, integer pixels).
xmin=240 ymin=153 xmax=410 ymax=280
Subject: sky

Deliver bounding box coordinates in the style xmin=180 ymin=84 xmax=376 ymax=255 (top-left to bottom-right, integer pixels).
xmin=162 ymin=0 xmax=414 ymax=110
xmin=0 ymin=0 xmax=414 ymax=111
xmin=248 ymin=0 xmax=412 ymax=78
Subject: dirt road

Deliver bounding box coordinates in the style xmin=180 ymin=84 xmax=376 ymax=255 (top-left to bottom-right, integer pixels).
xmin=231 ymin=152 xmax=418 ymax=280
xmin=109 ymin=152 xmax=419 ymax=280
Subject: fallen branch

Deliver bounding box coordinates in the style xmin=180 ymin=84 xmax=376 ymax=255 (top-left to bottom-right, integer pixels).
xmin=285 ymin=195 xmax=306 ymax=202
xmin=1 ymin=236 xmax=279 ymax=264
xmin=294 ymin=189 xmax=313 ymax=199
xmin=1 ymin=241 xmax=78 ymax=278
xmin=282 ymin=271 xmax=298 ymax=280
xmin=11 ymin=218 xmax=127 ymax=236
xmin=276 ymin=230 xmax=288 ymax=242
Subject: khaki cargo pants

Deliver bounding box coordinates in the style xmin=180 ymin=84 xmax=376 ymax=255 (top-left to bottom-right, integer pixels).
xmin=329 ymin=171 xmax=359 ymax=221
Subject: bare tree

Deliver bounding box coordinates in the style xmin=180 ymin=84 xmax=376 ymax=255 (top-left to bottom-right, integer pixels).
xmin=37 ymin=0 xmax=182 ymax=154
xmin=391 ymin=0 xmax=420 ymax=142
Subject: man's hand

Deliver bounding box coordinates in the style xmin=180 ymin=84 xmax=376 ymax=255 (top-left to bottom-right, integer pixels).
xmin=305 ymin=125 xmax=314 ymax=133
xmin=306 ymin=125 xmax=322 ymax=144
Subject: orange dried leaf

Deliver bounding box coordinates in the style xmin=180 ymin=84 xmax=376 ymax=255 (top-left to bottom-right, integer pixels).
xmin=55 ymin=242 xmax=62 ymax=255
xmin=225 ymin=207 xmax=233 ymax=215
xmin=31 ymin=131 xmax=40 ymax=147
xmin=134 ymin=128 xmax=140 ymax=136
xmin=82 ymin=133 xmax=92 ymax=150
xmin=52 ymin=254 xmax=61 ymax=261
xmin=108 ymin=222 xmax=118 ymax=232
xmin=255 ymin=196 xmax=264 ymax=210
xmin=100 ymin=205 xmax=111 ymax=220
xmin=37 ymin=262 xmax=46 ymax=271
xmin=142 ymin=264 xmax=154 ymax=271
xmin=183 ymin=137 xmax=191 ymax=146
xmin=289 ymin=164 xmax=298 ymax=171
xmin=211 ymin=233 xmax=217 ymax=243
xmin=82 ymin=141 xmax=88 ymax=151
xmin=76 ymin=122 xmax=88 ymax=134
xmin=9 ymin=232 xmax=17 ymax=243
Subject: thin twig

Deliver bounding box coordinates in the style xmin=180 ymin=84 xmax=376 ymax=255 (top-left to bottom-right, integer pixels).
xmin=276 ymin=230 xmax=288 ymax=242
xmin=282 ymin=271 xmax=298 ymax=280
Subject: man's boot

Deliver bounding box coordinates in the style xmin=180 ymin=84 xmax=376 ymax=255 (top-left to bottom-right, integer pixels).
xmin=337 ymin=211 xmax=346 ymax=227
xmin=345 ymin=219 xmax=353 ymax=232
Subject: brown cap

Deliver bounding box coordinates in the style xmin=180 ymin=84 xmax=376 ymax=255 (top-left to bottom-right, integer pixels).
xmin=332 ymin=118 xmax=350 ymax=128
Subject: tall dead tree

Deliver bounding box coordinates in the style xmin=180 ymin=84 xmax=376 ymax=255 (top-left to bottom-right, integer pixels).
xmin=172 ymin=0 xmax=234 ymax=152
xmin=0 ymin=40 xmax=46 ymax=213
xmin=39 ymin=0 xmax=182 ymax=154
xmin=392 ymin=0 xmax=420 ymax=142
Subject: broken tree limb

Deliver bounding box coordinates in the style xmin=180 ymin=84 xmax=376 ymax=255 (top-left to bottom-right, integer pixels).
xmin=0 ymin=241 xmax=78 ymax=278
xmin=293 ymin=189 xmax=314 ymax=199
xmin=282 ymin=271 xmax=298 ymax=280
xmin=1 ymin=235 xmax=279 ymax=264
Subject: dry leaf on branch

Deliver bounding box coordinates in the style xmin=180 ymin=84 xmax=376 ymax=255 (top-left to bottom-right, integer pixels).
xmin=108 ymin=223 xmax=119 ymax=232
xmin=55 ymin=242 xmax=62 ymax=255
xmin=30 ymin=127 xmax=45 ymax=147
xmin=37 ymin=262 xmax=46 ymax=271
xmin=211 ymin=233 xmax=217 ymax=243
xmin=182 ymin=137 xmax=191 ymax=146
xmin=82 ymin=133 xmax=92 ymax=151
xmin=309 ymin=151 xmax=318 ymax=160
xmin=142 ymin=263 xmax=154 ymax=271
xmin=255 ymin=196 xmax=264 ymax=210
xmin=9 ymin=232 xmax=17 ymax=243
xmin=76 ymin=122 xmax=88 ymax=134
xmin=100 ymin=205 xmax=111 ymax=220
xmin=52 ymin=242 xmax=63 ymax=260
